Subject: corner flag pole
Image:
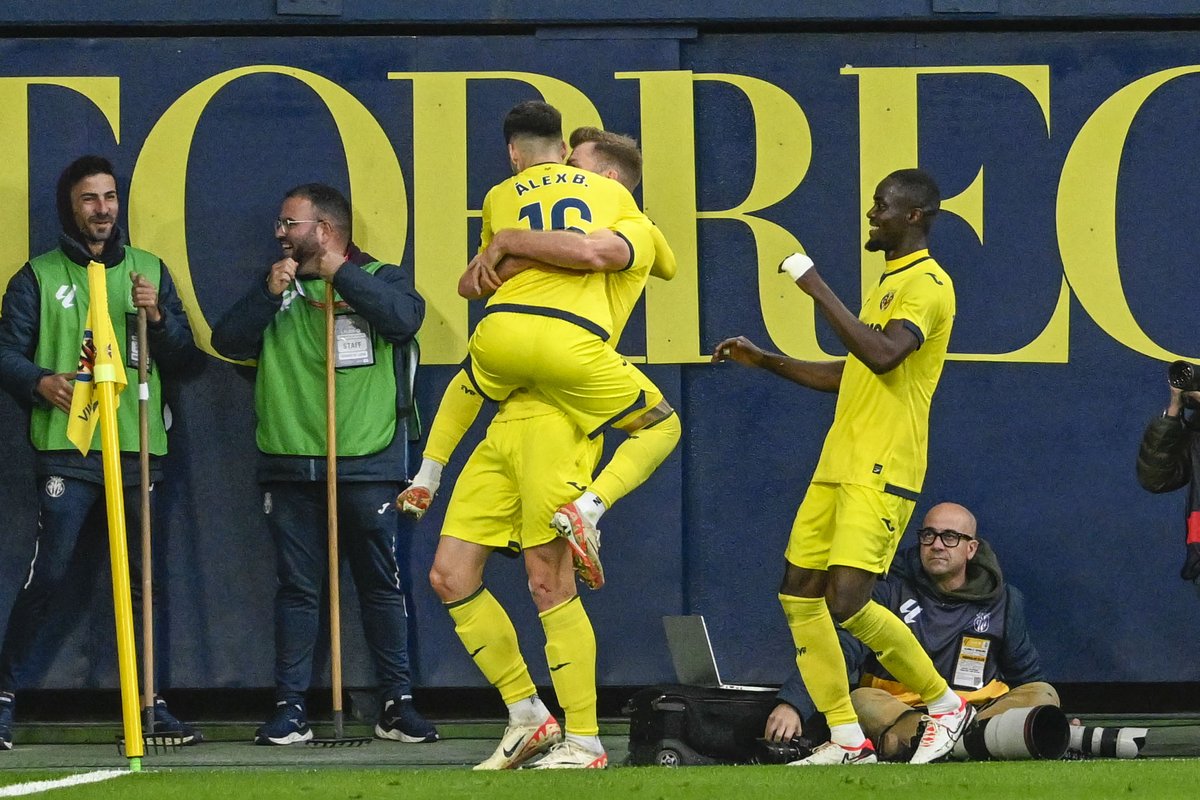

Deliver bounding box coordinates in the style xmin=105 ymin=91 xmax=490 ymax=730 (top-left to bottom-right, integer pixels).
xmin=91 ymin=265 xmax=144 ymax=768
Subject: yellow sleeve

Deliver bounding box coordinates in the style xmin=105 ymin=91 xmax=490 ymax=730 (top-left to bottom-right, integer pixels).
xmin=645 ymin=222 xmax=677 ymax=281
xmin=479 ymin=188 xmax=495 ymax=254
xmin=892 ymin=270 xmax=953 ymax=346
xmin=610 ymin=217 xmax=657 ymax=276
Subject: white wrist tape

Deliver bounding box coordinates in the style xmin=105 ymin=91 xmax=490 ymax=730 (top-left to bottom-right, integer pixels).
xmin=778 ymin=252 xmax=814 ymax=281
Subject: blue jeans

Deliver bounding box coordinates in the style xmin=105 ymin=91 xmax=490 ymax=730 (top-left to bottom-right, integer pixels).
xmin=263 ymin=481 xmax=412 ymax=701
xmin=0 ymin=475 xmax=159 ymax=691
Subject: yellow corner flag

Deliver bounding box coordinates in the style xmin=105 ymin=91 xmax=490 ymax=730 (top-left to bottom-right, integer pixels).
xmin=66 ymin=261 xmax=127 ymax=454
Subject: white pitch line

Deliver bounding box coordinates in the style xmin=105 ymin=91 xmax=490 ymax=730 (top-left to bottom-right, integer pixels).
xmin=0 ymin=769 xmax=129 ymax=797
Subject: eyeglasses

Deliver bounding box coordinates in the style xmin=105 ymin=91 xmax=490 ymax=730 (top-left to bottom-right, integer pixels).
xmin=916 ymin=527 xmax=974 ymax=548
xmin=273 ymin=218 xmax=324 ymax=232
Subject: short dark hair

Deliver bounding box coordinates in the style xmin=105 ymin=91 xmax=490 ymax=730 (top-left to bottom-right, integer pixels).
xmin=888 ymin=168 xmax=941 ymax=229
xmin=503 ymin=100 xmax=562 ymax=145
xmin=569 ymin=127 xmax=643 ymax=190
xmin=284 ymin=183 xmax=352 ymax=239
xmin=56 ymin=155 xmax=116 ymax=234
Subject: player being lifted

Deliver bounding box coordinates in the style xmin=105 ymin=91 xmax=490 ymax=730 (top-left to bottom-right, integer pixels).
xmin=398 ymin=102 xmax=680 ymax=589
xmin=714 ymin=169 xmax=968 ymax=765
xmin=427 ymin=126 xmax=676 ymax=769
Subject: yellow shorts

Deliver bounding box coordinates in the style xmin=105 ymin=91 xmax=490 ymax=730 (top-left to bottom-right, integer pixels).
xmin=467 ymin=311 xmax=663 ymax=436
xmin=784 ymin=482 xmax=916 ymax=574
xmin=440 ymin=409 xmax=602 ymax=552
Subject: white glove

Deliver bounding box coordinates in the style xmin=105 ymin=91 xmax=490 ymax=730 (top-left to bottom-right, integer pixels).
xmin=778 ymin=252 xmax=814 ymax=281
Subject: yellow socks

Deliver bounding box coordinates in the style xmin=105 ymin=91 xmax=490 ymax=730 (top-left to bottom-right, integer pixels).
xmin=840 ymin=600 xmax=950 ymax=707
xmin=779 ymin=593 xmax=858 ymax=728
xmin=540 ymin=596 xmax=598 ymax=736
xmin=589 ymin=411 xmax=681 ymax=507
xmin=424 ymin=369 xmax=484 ymax=465
xmin=447 ymin=587 xmax=536 ymax=706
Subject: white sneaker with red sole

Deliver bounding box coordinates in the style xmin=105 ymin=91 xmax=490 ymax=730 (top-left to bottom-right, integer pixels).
xmin=473 ymin=715 xmax=562 ymax=770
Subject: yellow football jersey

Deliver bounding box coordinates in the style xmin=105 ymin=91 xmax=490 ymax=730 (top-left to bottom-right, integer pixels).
xmin=811 ymin=249 xmax=956 ymax=496
xmin=481 ymin=162 xmax=647 ymax=339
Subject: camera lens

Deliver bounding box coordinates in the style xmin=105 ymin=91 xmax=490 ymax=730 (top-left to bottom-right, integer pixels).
xmin=1170 ymin=361 xmax=1198 ymax=391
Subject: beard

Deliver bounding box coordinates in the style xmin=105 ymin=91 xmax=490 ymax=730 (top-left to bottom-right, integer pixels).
xmin=80 ymin=217 xmax=113 ymax=243
xmin=864 ymin=236 xmax=885 ymax=253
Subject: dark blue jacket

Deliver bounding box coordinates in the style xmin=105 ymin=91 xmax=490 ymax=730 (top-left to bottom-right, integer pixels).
xmin=0 ymin=226 xmax=196 ymax=484
xmin=777 ymin=541 xmax=1045 ymax=719
xmin=210 ymin=244 xmax=423 ymax=484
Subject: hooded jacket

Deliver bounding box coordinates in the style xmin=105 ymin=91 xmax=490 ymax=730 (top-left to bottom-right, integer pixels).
xmin=1136 ymin=412 xmax=1200 ymax=579
xmin=776 ymin=541 xmax=1045 ymax=718
xmin=0 ymin=224 xmax=196 ymax=484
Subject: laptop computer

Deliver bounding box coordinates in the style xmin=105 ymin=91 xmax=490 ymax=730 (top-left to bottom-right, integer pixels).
xmin=662 ymin=615 xmax=774 ymax=692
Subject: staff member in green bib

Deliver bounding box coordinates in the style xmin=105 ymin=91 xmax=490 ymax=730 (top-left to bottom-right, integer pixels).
xmin=0 ymin=155 xmax=199 ymax=750
xmin=211 ymin=183 xmax=436 ymax=746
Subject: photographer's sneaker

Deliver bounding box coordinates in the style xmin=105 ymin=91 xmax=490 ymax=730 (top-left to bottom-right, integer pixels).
xmin=0 ymin=693 xmax=13 ymax=751
xmin=152 ymin=697 xmax=202 ymax=746
xmin=375 ymin=697 xmax=439 ymax=743
xmin=529 ymin=740 xmax=608 ymax=769
xmin=788 ymin=739 xmax=877 ymax=766
xmin=474 ymin=714 xmax=562 ymax=770
xmin=550 ymin=502 xmax=604 ymax=590
xmin=254 ymin=700 xmax=312 ymax=745
xmin=911 ymin=697 xmax=975 ymax=764
xmin=396 ymin=484 xmax=435 ymax=521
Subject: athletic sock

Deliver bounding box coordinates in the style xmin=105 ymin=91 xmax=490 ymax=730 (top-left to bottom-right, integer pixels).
xmin=507 ymin=695 xmax=551 ymax=727
xmin=411 ymin=458 xmax=443 ymax=494
xmin=828 ymin=722 xmax=868 ymax=748
xmin=840 ymin=600 xmax=950 ymax=708
xmin=589 ymin=410 xmax=681 ymax=507
xmin=927 ymin=688 xmax=963 ymax=716
xmin=540 ymin=596 xmax=598 ymax=736
xmin=778 ymin=593 xmax=857 ymax=727
xmin=446 ymin=587 xmax=536 ymax=706
xmin=574 ymin=492 xmax=607 ymax=527
xmin=423 ymin=369 xmax=484 ymax=466
xmin=566 ymin=733 xmax=604 ymax=753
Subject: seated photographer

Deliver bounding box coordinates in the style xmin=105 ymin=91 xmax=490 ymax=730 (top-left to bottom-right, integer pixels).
xmin=765 ymin=502 xmax=1058 ymax=762
xmin=1136 ymin=377 xmax=1200 ymax=582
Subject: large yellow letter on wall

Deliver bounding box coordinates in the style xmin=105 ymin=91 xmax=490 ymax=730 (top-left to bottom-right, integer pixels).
xmin=0 ymin=78 xmax=120 ymax=296
xmin=129 ymin=66 xmax=406 ymax=360
xmin=622 ymin=71 xmax=820 ymax=362
xmin=843 ymin=65 xmax=1068 ymax=363
xmin=389 ymin=71 xmax=601 ymax=364
xmin=1058 ymin=66 xmax=1200 ymax=361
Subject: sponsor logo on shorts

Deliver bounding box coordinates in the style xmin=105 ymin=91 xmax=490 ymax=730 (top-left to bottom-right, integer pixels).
xmin=45 ymin=476 xmax=65 ymax=498
xmin=882 ymin=518 xmax=895 ymax=532
xmin=263 ymin=492 xmax=273 ymax=515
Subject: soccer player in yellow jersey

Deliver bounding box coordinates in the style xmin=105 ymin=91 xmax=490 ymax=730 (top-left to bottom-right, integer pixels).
xmin=426 ymin=129 xmax=677 ymax=770
xmin=714 ymin=169 xmax=968 ymax=766
xmin=401 ymin=108 xmax=678 ymax=588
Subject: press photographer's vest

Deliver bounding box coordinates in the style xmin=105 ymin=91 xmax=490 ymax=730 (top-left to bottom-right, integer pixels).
xmin=28 ymin=248 xmax=167 ymax=455
xmin=256 ymin=265 xmax=397 ymax=457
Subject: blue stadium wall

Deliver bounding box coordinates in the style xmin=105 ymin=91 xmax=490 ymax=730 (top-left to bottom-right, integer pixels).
xmin=0 ymin=3 xmax=1197 ymax=693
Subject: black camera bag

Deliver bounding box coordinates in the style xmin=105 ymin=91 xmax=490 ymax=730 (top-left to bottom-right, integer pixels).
xmin=624 ymin=684 xmax=780 ymax=766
